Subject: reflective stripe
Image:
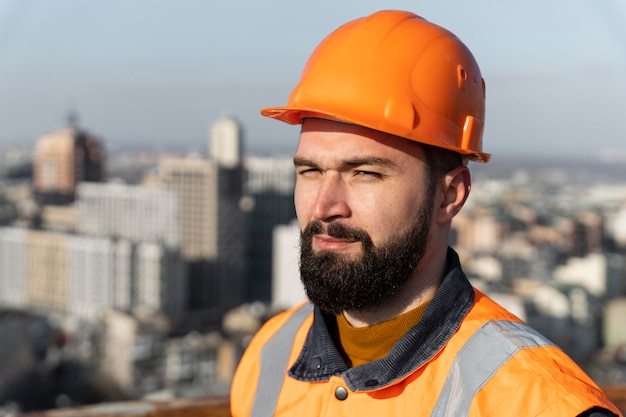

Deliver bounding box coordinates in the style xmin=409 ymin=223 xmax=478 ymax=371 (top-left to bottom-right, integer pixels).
xmin=250 ymin=302 xmax=313 ymax=417
xmin=431 ymin=320 xmax=555 ymax=417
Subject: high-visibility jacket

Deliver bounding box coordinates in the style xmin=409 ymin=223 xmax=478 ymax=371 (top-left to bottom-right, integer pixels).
xmin=231 ymin=248 xmax=622 ymax=417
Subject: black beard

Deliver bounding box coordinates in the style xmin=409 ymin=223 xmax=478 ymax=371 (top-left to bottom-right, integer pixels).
xmin=299 ymin=207 xmax=432 ymax=315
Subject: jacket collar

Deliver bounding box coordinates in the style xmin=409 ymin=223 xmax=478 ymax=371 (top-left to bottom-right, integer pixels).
xmin=288 ymin=247 xmax=475 ymax=391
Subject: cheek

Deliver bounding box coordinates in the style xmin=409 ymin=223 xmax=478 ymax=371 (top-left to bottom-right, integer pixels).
xmin=356 ymin=192 xmax=407 ymax=232
xmin=362 ymin=191 xmax=423 ymax=236
xmin=294 ymin=181 xmax=312 ymax=224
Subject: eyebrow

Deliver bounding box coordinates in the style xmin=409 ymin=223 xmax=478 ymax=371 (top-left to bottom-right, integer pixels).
xmin=293 ymin=157 xmax=315 ymax=167
xmin=293 ymin=156 xmax=398 ymax=170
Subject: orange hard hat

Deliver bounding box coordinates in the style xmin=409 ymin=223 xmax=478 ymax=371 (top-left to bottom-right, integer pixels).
xmin=261 ymin=10 xmax=490 ymax=162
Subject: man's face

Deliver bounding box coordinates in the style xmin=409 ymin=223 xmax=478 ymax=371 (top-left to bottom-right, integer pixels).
xmin=294 ymin=118 xmax=437 ymax=314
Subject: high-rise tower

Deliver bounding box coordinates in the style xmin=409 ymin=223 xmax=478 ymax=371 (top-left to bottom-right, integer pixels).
xmin=159 ymin=156 xmax=218 ymax=261
xmin=33 ymin=114 xmax=104 ymax=205
xmin=243 ymin=156 xmax=296 ymax=303
xmin=209 ymin=114 xmax=242 ymax=169
xmin=208 ymin=114 xmax=246 ymax=273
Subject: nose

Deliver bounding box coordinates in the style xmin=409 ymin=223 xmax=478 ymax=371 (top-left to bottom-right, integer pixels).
xmin=312 ymin=175 xmax=351 ymax=222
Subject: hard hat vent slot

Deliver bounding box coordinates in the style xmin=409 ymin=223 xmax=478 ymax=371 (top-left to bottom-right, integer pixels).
xmin=457 ymin=66 xmax=467 ymax=89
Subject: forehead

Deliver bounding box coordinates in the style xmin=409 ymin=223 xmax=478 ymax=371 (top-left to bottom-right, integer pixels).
xmin=297 ymin=118 xmax=426 ymax=162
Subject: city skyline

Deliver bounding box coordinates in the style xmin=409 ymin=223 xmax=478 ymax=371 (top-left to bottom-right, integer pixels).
xmin=1 ymin=97 xmax=626 ymax=411
xmin=0 ymin=1 xmax=626 ymax=158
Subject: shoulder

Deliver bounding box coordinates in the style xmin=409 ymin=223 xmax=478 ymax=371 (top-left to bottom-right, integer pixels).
xmin=468 ymin=320 xmax=620 ymax=416
xmin=236 ymin=302 xmax=314 ymax=370
xmin=253 ymin=302 xmax=314 ymax=347
xmin=231 ymin=302 xmax=314 ymax=417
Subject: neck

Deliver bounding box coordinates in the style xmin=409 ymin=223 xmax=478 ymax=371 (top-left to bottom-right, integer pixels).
xmin=343 ymin=248 xmax=447 ymax=328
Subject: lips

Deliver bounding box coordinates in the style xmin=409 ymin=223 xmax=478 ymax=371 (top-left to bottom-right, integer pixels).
xmin=313 ymin=234 xmax=360 ymax=251
xmin=302 ymin=220 xmax=374 ymax=254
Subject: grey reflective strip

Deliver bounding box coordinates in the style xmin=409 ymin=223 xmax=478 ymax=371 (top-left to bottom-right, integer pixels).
xmin=430 ymin=320 xmax=554 ymax=417
xmin=250 ymin=302 xmax=313 ymax=417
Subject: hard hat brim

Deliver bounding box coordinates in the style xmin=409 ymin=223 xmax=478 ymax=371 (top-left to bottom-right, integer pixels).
xmin=260 ymin=106 xmax=491 ymax=163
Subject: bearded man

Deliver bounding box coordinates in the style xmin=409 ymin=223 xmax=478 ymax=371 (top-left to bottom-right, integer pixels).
xmin=230 ymin=10 xmax=622 ymax=417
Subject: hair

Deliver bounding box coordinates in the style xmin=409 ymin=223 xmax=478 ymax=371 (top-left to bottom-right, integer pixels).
xmin=421 ymin=143 xmax=465 ymax=195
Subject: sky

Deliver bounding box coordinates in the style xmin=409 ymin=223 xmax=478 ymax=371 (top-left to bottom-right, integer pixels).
xmin=0 ymin=0 xmax=625 ymax=159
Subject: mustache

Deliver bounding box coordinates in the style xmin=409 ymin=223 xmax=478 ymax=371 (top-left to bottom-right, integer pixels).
xmin=302 ymin=220 xmax=371 ymax=243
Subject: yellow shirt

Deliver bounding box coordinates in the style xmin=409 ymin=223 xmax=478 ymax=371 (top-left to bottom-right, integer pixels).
xmin=336 ymin=301 xmax=431 ymax=368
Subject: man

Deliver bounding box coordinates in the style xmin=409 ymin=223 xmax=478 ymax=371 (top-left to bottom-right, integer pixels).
xmin=231 ymin=10 xmax=622 ymax=417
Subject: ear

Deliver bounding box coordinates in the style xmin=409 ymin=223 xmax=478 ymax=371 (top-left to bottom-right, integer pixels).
xmin=435 ymin=165 xmax=471 ymax=224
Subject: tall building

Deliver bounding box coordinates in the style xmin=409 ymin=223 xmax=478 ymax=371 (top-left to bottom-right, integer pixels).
xmin=74 ymin=181 xmax=186 ymax=318
xmin=33 ymin=115 xmax=104 ymax=205
xmin=0 ymin=226 xmax=186 ymax=320
xmin=272 ymin=220 xmax=306 ymax=310
xmin=210 ymin=115 xmax=245 ymax=265
xmin=134 ymin=242 xmax=187 ymax=316
xmin=158 ymin=156 xmax=218 ymax=261
xmin=158 ymin=154 xmax=244 ymax=319
xmin=0 ymin=227 xmax=28 ymax=308
xmin=76 ymin=182 xmax=179 ymax=249
xmin=209 ymin=114 xmax=242 ymax=169
xmin=243 ymin=156 xmax=296 ymax=302
xmin=27 ymin=230 xmax=68 ymax=312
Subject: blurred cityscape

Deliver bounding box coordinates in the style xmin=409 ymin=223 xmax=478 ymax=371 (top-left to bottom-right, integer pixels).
xmin=0 ymin=113 xmax=626 ymax=414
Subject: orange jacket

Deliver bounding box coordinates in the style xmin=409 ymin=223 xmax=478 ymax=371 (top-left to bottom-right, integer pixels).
xmin=231 ymin=249 xmax=622 ymax=417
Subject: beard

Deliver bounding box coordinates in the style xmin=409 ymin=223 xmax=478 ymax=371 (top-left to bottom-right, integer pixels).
xmin=299 ymin=204 xmax=433 ymax=315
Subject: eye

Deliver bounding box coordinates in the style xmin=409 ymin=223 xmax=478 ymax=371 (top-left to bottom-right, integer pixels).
xmin=355 ymin=170 xmax=382 ymax=179
xmin=297 ymin=167 xmax=321 ymax=176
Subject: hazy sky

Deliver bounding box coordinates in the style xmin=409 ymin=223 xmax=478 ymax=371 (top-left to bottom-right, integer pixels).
xmin=1 ymin=0 xmax=625 ymax=158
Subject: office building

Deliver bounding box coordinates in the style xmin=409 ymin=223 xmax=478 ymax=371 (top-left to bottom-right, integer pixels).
xmin=209 ymin=114 xmax=242 ymax=170
xmin=272 ymin=220 xmax=306 ymax=310
xmin=76 ymin=182 xmax=179 ymax=248
xmin=0 ymin=227 xmax=186 ymax=320
xmin=0 ymin=227 xmax=28 ymax=308
xmin=158 ymin=156 xmax=218 ymax=261
xmin=243 ymin=156 xmax=296 ymax=302
xmin=33 ymin=115 xmax=104 ymax=205
xmin=158 ymin=154 xmax=243 ymax=317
